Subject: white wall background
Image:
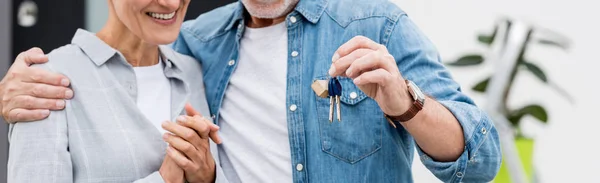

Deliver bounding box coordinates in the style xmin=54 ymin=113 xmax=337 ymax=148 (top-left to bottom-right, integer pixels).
xmin=391 ymin=0 xmax=600 ymax=182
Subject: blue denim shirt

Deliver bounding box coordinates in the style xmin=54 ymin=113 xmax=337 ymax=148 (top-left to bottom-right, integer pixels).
xmin=172 ymin=0 xmax=501 ymax=182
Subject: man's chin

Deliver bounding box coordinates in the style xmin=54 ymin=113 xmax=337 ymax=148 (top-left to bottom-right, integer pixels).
xmin=242 ymin=0 xmax=299 ymax=19
xmin=246 ymin=11 xmax=285 ymax=19
xmin=247 ymin=0 xmax=281 ymax=4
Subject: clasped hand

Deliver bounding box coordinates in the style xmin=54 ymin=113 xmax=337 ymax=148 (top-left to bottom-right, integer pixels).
xmin=159 ymin=103 xmax=222 ymax=183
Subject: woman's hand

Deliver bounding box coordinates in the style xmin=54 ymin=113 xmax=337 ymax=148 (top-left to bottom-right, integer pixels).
xmin=162 ymin=104 xmax=221 ymax=183
xmin=159 ymin=155 xmax=185 ymax=183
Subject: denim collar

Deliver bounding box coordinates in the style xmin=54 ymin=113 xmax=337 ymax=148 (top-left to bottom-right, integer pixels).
xmin=224 ymin=0 xmax=328 ymax=30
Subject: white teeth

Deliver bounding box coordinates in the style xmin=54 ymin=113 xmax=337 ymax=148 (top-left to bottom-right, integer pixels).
xmin=149 ymin=12 xmax=176 ymax=20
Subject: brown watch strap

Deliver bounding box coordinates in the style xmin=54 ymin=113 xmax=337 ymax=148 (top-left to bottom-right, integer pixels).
xmin=387 ymin=98 xmax=424 ymax=123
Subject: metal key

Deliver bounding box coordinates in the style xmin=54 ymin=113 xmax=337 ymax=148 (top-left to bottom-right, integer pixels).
xmin=328 ymin=77 xmax=342 ymax=123
xmin=333 ymin=78 xmax=342 ymax=122
xmin=328 ymin=78 xmax=335 ymax=122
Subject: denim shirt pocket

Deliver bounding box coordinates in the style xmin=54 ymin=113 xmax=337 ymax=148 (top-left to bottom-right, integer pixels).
xmin=314 ymin=76 xmax=383 ymax=164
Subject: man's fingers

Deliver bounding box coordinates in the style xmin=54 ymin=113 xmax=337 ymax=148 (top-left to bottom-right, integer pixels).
xmin=164 ymin=134 xmax=203 ymax=164
xmin=4 ymin=82 xmax=72 ymax=103
xmin=177 ymin=116 xmax=210 ymax=140
xmin=346 ymin=51 xmax=397 ymax=79
xmin=329 ymin=48 xmax=372 ymax=77
xmin=163 ymin=120 xmax=199 ymax=140
xmin=332 ymin=36 xmax=382 ymax=62
xmin=24 ymin=67 xmax=70 ymax=87
xmin=184 ymin=103 xmax=201 ymax=117
xmin=4 ymin=95 xmax=66 ymax=111
xmin=31 ymin=84 xmax=73 ymax=99
xmin=5 ymin=108 xmax=50 ymax=123
xmin=182 ymin=104 xmax=221 ymax=143
xmin=12 ymin=48 xmax=69 ymax=87
xmin=21 ymin=47 xmax=48 ymax=65
xmin=162 ymin=120 xmax=205 ymax=150
xmin=19 ymin=82 xmax=72 ymax=99
xmin=166 ymin=145 xmax=197 ymax=171
xmin=179 ymin=115 xmax=222 ymax=144
xmin=27 ymin=47 xmax=45 ymax=55
xmin=353 ymin=68 xmax=393 ymax=87
xmin=209 ymin=129 xmax=222 ymax=144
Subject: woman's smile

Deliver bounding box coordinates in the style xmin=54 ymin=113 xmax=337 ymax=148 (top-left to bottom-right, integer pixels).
xmin=146 ymin=11 xmax=178 ymax=25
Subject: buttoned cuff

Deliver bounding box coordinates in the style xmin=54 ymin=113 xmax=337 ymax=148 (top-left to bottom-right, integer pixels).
xmin=416 ymin=100 xmax=500 ymax=183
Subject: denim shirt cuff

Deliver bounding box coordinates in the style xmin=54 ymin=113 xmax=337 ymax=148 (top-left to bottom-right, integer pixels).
xmin=417 ymin=146 xmax=469 ymax=183
xmin=416 ymin=100 xmax=494 ymax=182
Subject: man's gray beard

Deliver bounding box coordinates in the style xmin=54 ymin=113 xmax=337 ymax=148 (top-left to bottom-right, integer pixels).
xmin=241 ymin=0 xmax=300 ymax=19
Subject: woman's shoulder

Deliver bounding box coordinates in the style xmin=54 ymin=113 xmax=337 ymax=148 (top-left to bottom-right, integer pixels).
xmin=35 ymin=44 xmax=95 ymax=73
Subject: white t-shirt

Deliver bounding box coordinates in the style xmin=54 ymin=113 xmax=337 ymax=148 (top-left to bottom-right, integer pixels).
xmin=133 ymin=60 xmax=171 ymax=135
xmin=218 ymin=22 xmax=292 ymax=182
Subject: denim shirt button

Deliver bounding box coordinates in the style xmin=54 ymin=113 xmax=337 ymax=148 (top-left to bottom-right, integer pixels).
xmin=291 ymin=51 xmax=299 ymax=57
xmin=349 ymin=92 xmax=358 ymax=99
xmin=289 ymin=104 xmax=298 ymax=112
xmin=296 ymin=163 xmax=304 ymax=171
xmin=481 ymin=127 xmax=487 ymax=134
xmin=290 ymin=16 xmax=297 ymax=23
xmin=228 ymin=60 xmax=235 ymax=66
xmin=456 ymin=172 xmax=463 ymax=177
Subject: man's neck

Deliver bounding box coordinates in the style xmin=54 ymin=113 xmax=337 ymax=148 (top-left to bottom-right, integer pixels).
xmin=246 ymin=15 xmax=287 ymax=28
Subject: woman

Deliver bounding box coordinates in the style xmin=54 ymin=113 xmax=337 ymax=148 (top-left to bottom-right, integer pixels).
xmin=7 ymin=0 xmax=219 ymax=182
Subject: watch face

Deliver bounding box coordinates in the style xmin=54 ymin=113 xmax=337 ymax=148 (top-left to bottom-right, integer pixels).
xmin=408 ymin=80 xmax=426 ymax=104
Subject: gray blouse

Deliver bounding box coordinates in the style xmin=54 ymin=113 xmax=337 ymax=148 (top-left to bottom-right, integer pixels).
xmin=7 ymin=29 xmax=211 ymax=183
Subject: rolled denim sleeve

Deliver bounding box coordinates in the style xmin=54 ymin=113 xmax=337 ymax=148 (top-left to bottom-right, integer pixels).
xmin=386 ymin=15 xmax=502 ymax=182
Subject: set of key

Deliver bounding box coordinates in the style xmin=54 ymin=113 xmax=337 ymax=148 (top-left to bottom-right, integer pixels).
xmin=312 ymin=76 xmax=398 ymax=128
xmin=328 ymin=77 xmax=342 ymax=122
xmin=311 ymin=77 xmax=343 ymax=122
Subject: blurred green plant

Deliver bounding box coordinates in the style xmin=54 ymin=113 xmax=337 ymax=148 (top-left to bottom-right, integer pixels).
xmin=446 ymin=23 xmax=572 ymax=138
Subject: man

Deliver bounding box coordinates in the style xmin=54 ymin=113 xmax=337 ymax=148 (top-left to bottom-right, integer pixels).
xmin=0 ymin=0 xmax=501 ymax=182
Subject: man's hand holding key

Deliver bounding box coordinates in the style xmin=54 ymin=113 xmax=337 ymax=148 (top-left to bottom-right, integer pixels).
xmin=328 ymin=36 xmax=413 ymax=117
